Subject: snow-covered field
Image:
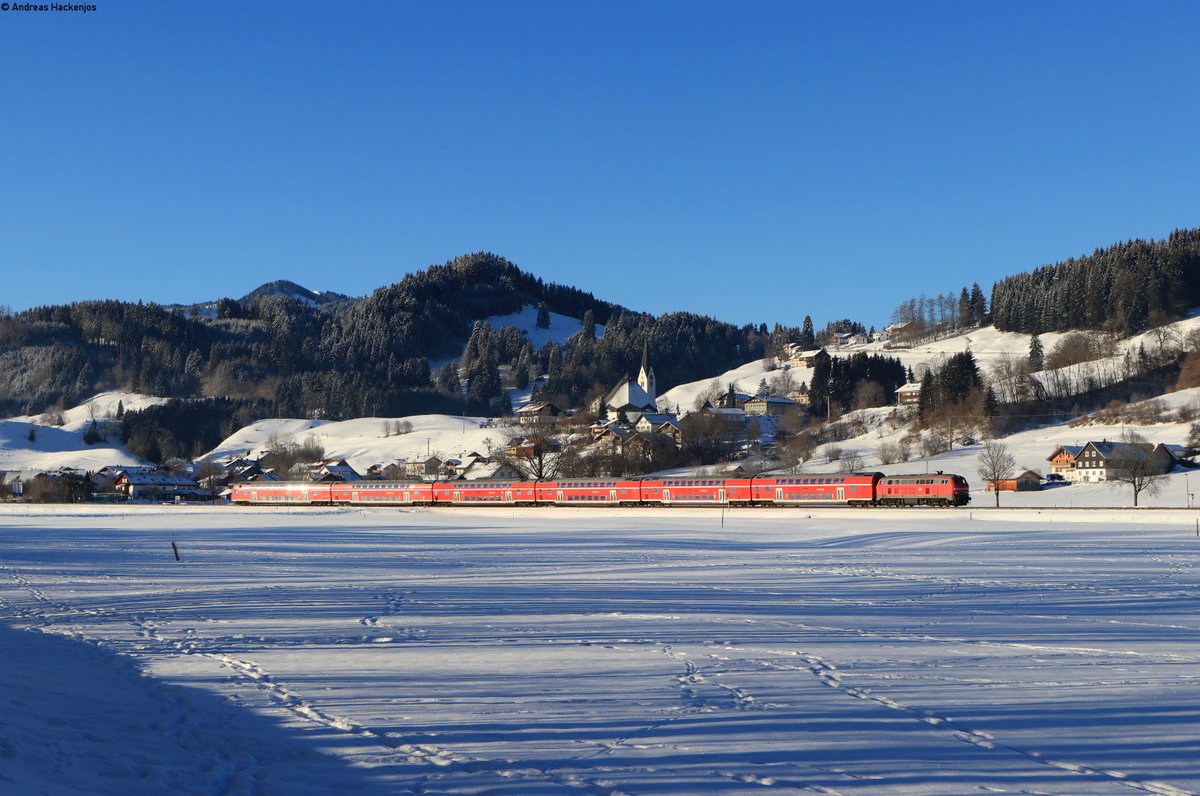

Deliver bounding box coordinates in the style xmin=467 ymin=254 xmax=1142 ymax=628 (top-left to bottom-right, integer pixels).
xmin=4 ymin=506 xmax=1200 ymax=794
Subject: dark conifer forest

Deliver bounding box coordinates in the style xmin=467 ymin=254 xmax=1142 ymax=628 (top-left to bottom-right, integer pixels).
xmin=989 ymin=229 xmax=1200 ymax=335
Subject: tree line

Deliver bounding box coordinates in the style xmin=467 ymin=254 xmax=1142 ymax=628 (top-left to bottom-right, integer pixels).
xmin=989 ymin=229 xmax=1200 ymax=335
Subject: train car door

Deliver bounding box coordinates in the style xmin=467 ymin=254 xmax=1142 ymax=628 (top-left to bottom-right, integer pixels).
xmin=775 ymin=487 xmax=783 ymax=503
xmin=251 ymin=491 xmax=258 ymax=501
xmin=719 ymin=488 xmax=727 ymax=503
xmin=403 ymin=491 xmax=411 ymax=503
xmin=556 ymin=490 xmax=564 ymax=503
xmin=663 ymin=489 xmax=671 ymax=503
xmin=609 ymin=489 xmax=617 ymax=503
xmin=453 ymin=490 xmax=462 ymax=503
xmin=837 ymin=487 xmax=845 ymax=501
xmin=505 ymin=491 xmax=513 ymax=502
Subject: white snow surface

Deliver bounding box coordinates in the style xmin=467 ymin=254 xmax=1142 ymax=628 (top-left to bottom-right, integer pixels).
xmin=0 ymin=392 xmax=165 ymax=471
xmin=203 ymin=414 xmax=502 ymax=471
xmin=3 ymin=505 xmax=1200 ymax=794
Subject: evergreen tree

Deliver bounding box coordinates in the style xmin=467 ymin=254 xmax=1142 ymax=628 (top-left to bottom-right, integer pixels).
xmin=937 ymin=350 xmax=982 ymax=405
xmin=799 ymin=315 xmax=815 ymax=349
xmin=917 ymin=370 xmax=937 ymax=417
xmin=983 ymin=385 xmax=999 ymax=417
xmin=536 ymin=301 xmax=551 ymax=329
xmin=957 ymin=287 xmax=972 ymax=328
xmin=581 ymin=309 xmax=596 ymax=340
xmin=1028 ymin=334 xmax=1044 ymax=372
xmin=969 ymin=283 xmax=987 ymax=324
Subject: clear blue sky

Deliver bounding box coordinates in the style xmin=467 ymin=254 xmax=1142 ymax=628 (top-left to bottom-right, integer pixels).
xmin=2 ymin=0 xmax=1198 ymax=330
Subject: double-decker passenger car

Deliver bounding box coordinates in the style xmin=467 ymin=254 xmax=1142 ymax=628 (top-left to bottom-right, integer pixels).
xmin=430 ymin=480 xmax=536 ymax=505
xmin=635 ymin=477 xmax=754 ymax=505
xmin=534 ymin=479 xmax=639 ymax=505
xmin=230 ymin=482 xmax=332 ymax=504
xmin=749 ymin=473 xmax=881 ymax=507
xmin=330 ymin=481 xmax=435 ymax=505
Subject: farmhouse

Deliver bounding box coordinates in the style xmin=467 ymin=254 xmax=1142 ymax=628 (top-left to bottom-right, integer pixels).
xmin=1068 ymin=440 xmax=1175 ymax=483
xmin=1046 ymin=445 xmax=1084 ymax=477
xmin=114 ymin=471 xmax=201 ymax=501
xmin=895 ymin=382 xmax=922 ymax=406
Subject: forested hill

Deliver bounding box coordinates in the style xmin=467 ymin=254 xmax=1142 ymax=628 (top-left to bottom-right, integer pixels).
xmin=989 ymin=228 xmax=1200 ymax=335
xmin=0 ymin=253 xmax=773 ymax=460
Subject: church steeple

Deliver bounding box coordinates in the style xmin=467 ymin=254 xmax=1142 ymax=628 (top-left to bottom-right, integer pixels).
xmin=637 ymin=340 xmax=656 ymax=404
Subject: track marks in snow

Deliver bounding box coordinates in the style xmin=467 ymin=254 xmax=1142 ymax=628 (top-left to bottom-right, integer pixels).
xmin=127 ymin=616 xmax=630 ymax=795
xmin=357 ymin=589 xmax=429 ymax=642
xmin=661 ymin=644 xmax=762 ymax=711
xmin=757 ymin=650 xmax=1195 ymax=796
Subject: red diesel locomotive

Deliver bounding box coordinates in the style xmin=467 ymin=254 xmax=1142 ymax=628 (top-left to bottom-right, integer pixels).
xmin=231 ymin=471 xmax=970 ymax=508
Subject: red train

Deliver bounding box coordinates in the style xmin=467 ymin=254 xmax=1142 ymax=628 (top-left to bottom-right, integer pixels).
xmin=231 ymin=471 xmax=970 ymax=508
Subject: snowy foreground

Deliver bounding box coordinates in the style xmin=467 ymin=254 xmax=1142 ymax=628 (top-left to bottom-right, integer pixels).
xmin=3 ymin=507 xmax=1200 ymax=795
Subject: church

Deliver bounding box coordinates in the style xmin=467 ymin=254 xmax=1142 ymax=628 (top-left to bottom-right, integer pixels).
xmin=597 ymin=342 xmax=657 ymax=422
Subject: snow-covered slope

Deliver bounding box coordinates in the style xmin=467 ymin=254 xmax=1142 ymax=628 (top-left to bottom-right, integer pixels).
xmin=0 ymin=391 xmax=166 ymax=471
xmin=483 ymin=304 xmax=605 ymax=349
xmin=203 ymin=414 xmax=503 ymax=472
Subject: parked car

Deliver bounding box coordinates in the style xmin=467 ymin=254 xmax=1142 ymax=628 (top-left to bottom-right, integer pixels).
xmin=1045 ymin=473 xmax=1065 ymax=482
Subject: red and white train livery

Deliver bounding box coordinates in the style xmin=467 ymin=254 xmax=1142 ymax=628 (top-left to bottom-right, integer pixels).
xmin=231 ymin=472 xmax=970 ymax=508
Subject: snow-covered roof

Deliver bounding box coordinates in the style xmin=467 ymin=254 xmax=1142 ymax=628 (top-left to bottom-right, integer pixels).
xmin=603 ymin=376 xmax=656 ymax=412
xmin=116 ymin=472 xmax=199 ymax=487
xmin=745 ymin=396 xmax=798 ymax=405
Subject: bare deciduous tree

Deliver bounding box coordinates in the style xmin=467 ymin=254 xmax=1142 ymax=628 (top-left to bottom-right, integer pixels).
xmin=486 ymin=420 xmax=566 ymax=480
xmin=876 ymin=442 xmax=903 ymax=465
xmin=1107 ymin=430 xmax=1171 ymax=507
xmin=837 ymin=450 xmax=865 ymax=473
xmin=977 ymin=440 xmax=1016 ymax=507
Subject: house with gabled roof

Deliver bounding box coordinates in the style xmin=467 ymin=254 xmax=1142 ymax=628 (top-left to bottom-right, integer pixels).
xmin=301 ymin=458 xmax=361 ymax=482
xmin=114 ymin=471 xmax=201 ymax=501
xmin=895 ymin=382 xmax=923 ymax=406
xmin=1069 ymin=440 xmax=1175 ymax=483
xmin=515 ymin=401 xmax=559 ymax=424
xmin=634 ymin=413 xmax=681 ymax=442
xmin=784 ymin=347 xmax=829 ymax=368
xmin=743 ymin=395 xmax=799 ymax=418
xmin=1046 ymin=445 xmax=1084 ymax=477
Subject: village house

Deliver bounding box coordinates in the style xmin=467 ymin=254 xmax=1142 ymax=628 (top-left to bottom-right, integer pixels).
xmin=401 ymin=456 xmax=443 ymax=479
xmin=743 ymin=395 xmax=800 ymax=418
xmin=590 ymin=421 xmax=633 ymax=451
xmin=1046 ymin=445 xmax=1084 ymax=477
xmin=697 ymin=404 xmax=747 ymax=431
xmin=301 ymin=458 xmax=362 ymax=482
xmin=1067 ymin=440 xmax=1176 ymax=483
xmin=634 ymin=413 xmax=681 ymax=440
xmin=114 ymin=470 xmax=202 ymax=501
xmin=895 ymin=382 xmax=923 ymax=406
xmin=877 ymin=321 xmax=911 ymax=344
xmin=784 ymin=346 xmax=829 ymax=369
xmin=515 ymin=401 xmax=559 ymax=424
